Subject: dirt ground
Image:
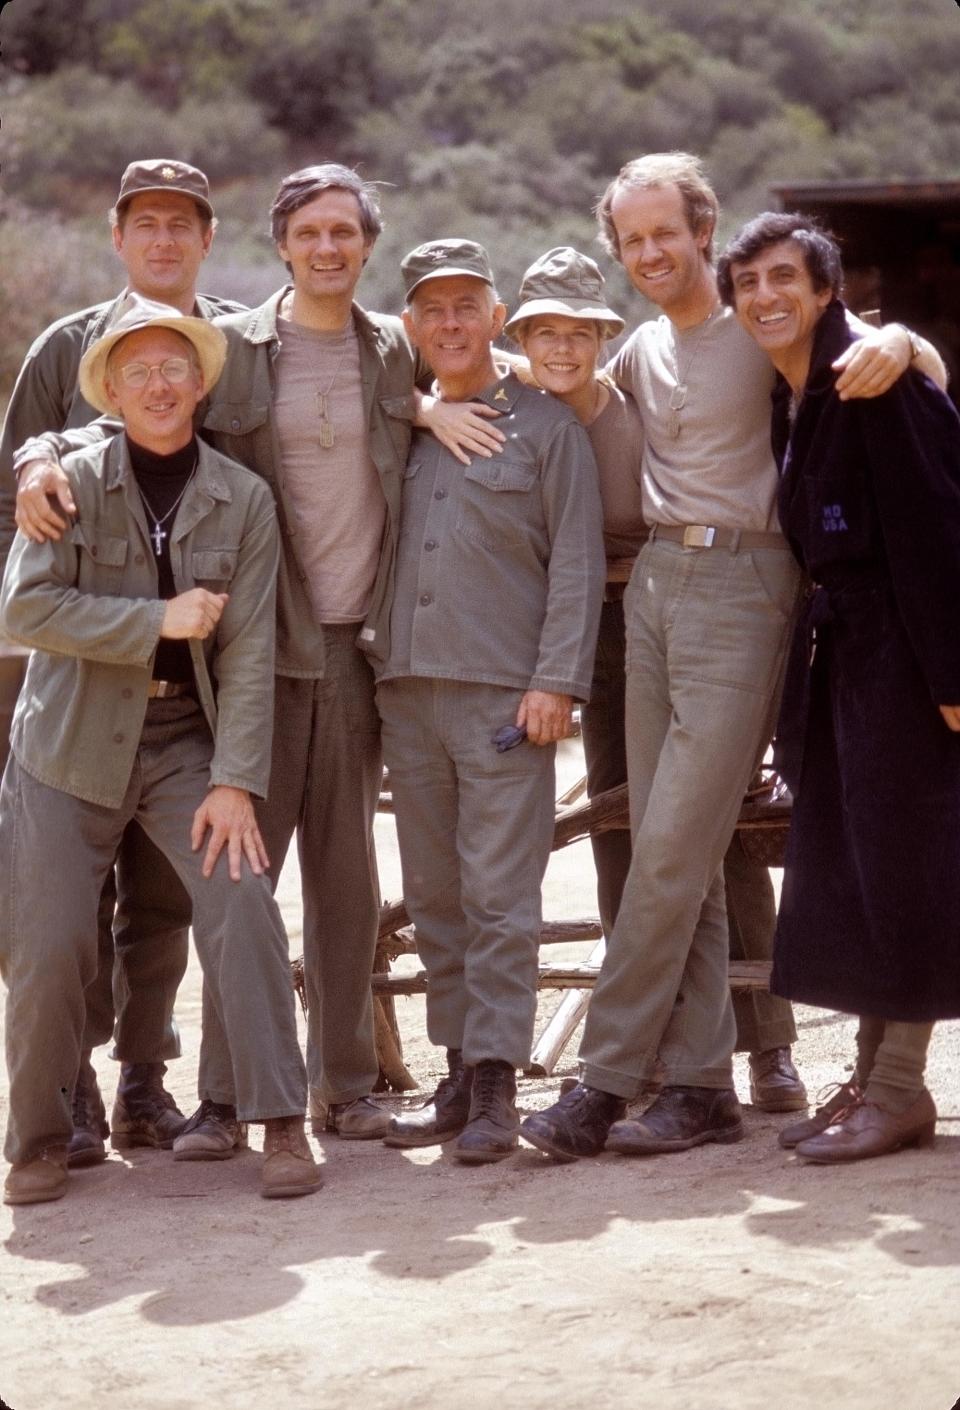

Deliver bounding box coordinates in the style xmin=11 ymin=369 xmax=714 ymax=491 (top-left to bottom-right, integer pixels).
xmin=1 ymin=740 xmax=958 ymax=1410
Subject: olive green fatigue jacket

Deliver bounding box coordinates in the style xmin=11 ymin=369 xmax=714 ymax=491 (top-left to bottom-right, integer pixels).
xmin=0 ymin=435 xmax=279 ymax=809
xmin=15 ymin=290 xmax=423 ymax=681
xmin=0 ymin=290 xmax=245 ymax=580
xmin=374 ymin=372 xmax=606 ymax=702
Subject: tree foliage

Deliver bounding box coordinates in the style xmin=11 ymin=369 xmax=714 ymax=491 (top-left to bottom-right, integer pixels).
xmin=1 ymin=0 xmax=958 ymax=404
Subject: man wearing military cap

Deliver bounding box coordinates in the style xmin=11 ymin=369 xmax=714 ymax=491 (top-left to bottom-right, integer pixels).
xmin=0 ymin=157 xmax=244 ymax=1168
xmin=1 ymin=297 xmax=319 ymax=1205
xmin=9 ymin=165 xmax=504 ymax=1162
xmin=374 ymin=239 xmax=605 ymax=1163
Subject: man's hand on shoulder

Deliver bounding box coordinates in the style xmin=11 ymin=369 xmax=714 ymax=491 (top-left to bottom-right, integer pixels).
xmin=191 ymin=784 xmax=270 ymax=881
xmin=160 ymin=590 xmax=228 ymax=641
xmin=517 ymin=689 xmax=573 ymax=746
xmin=15 ymin=457 xmax=75 ymax=542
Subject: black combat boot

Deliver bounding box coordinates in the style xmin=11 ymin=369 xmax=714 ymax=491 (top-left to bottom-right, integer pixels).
xmin=453 ymin=1059 xmax=519 ymax=1165
xmin=68 ymin=1053 xmax=109 ymax=1168
xmin=383 ymin=1049 xmax=474 ymax=1148
xmin=111 ymin=1062 xmax=187 ymax=1150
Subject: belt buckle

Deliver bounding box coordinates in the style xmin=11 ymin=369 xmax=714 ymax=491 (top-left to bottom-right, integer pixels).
xmin=683 ymin=524 xmax=716 ymax=548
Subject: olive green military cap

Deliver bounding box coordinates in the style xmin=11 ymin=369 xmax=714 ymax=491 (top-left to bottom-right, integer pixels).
xmin=116 ymin=158 xmax=214 ymax=219
xmin=401 ymin=239 xmax=495 ymax=300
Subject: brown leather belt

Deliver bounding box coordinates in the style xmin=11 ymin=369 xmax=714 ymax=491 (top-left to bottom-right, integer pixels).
xmin=147 ymin=679 xmax=193 ymax=699
xmin=648 ymin=523 xmax=787 ymax=551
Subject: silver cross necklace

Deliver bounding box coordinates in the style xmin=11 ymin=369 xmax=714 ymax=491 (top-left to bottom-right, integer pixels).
xmin=139 ymin=460 xmax=197 ymax=556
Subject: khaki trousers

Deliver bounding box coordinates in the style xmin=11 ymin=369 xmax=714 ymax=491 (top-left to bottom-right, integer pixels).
xmin=1 ymin=704 xmax=307 ymax=1166
xmin=377 ymin=677 xmax=556 ymax=1069
xmin=579 ymin=539 xmax=800 ymax=1099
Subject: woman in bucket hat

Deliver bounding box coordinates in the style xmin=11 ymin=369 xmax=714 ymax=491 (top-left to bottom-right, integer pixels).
xmin=505 ymin=248 xmax=645 ymax=956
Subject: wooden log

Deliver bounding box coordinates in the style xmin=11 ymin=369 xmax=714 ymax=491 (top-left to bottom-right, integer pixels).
xmin=372 ymin=959 xmax=772 ymax=996
xmin=528 ymin=937 xmax=606 ymax=1077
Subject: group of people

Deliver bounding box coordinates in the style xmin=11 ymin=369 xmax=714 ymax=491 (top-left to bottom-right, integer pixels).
xmin=2 ymin=147 xmax=958 ymax=1208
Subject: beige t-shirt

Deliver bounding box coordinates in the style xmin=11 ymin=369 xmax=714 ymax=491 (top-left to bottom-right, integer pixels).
xmin=585 ymin=384 xmax=647 ymax=562
xmin=607 ymin=305 xmax=780 ymax=532
xmin=274 ymin=316 xmax=387 ymax=624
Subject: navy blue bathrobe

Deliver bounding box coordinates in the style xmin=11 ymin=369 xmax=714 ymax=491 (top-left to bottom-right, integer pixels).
xmin=771 ymin=298 xmax=960 ymax=1021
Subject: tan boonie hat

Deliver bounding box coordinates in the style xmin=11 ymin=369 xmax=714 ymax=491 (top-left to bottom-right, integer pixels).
xmin=79 ymin=293 xmax=227 ymax=416
xmin=402 ymin=238 xmax=495 ymax=300
xmin=504 ymin=246 xmax=624 ymax=339
xmin=116 ymin=158 xmax=214 ymax=219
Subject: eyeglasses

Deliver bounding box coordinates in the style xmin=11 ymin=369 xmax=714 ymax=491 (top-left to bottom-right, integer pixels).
xmin=118 ymin=357 xmax=193 ymax=388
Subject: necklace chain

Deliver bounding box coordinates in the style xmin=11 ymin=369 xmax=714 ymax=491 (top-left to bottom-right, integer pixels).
xmin=139 ymin=458 xmax=198 ymax=557
xmin=667 ymin=303 xmax=721 ymax=438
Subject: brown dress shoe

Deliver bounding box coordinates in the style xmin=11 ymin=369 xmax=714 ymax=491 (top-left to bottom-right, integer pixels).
xmin=4 ymin=1145 xmax=69 ymax=1206
xmin=749 ymin=1047 xmax=808 ymax=1112
xmin=261 ymin=1117 xmax=323 ymax=1199
xmin=795 ymin=1089 xmax=937 ymax=1164
xmin=777 ymin=1079 xmax=860 ymax=1149
xmin=319 ymin=1096 xmax=391 ymax=1140
xmin=384 ymin=1049 xmax=474 ymax=1148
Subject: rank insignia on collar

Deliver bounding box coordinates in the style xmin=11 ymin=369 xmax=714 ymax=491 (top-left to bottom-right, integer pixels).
xmin=494 ymin=388 xmax=509 ymax=402
xmin=161 ymin=166 xmax=176 ymax=180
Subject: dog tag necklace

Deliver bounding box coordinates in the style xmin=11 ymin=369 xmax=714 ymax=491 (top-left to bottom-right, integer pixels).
xmin=139 ymin=461 xmax=197 ymax=557
xmin=667 ymin=303 xmax=721 ymax=437
xmin=317 ymin=350 xmax=347 ymax=449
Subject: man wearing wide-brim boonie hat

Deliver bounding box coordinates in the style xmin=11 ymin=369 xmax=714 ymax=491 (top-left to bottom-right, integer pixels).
xmin=0 ymin=278 xmax=323 ymax=1206
xmin=0 ymin=156 xmax=245 ymax=1178
xmin=78 ymin=293 xmax=228 ymax=417
xmin=504 ymin=247 xmax=625 ymax=339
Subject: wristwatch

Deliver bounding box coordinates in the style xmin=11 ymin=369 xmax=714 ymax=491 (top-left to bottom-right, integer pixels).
xmin=897 ymin=323 xmax=923 ymax=362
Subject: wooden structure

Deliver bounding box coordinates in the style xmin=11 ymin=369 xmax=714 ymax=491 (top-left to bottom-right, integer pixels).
xmin=293 ymin=769 xmax=792 ymax=1085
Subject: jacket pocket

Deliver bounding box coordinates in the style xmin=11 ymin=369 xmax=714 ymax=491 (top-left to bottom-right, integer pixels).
xmin=456 ymin=460 xmax=537 ymax=551
xmin=192 ymin=548 xmax=239 ymax=587
xmin=202 ymin=403 xmax=269 ymax=437
xmin=71 ymin=524 xmax=128 ymax=568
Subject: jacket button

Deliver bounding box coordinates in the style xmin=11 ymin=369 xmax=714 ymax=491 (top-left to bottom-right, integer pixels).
xmin=419 ymin=594 xmax=432 ymax=606
xmin=113 ymin=732 xmax=124 ymax=744
xmin=134 ymin=553 xmax=145 ymax=565
xmin=231 ymin=419 xmax=241 ymax=431
xmin=91 ymin=546 xmax=98 ymax=557
xmin=121 ymin=688 xmax=133 ymax=699
xmin=434 ymin=489 xmax=447 ymax=500
xmin=424 ymin=540 xmax=437 ymax=551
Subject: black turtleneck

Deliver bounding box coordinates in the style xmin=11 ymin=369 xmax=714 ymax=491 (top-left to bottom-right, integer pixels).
xmin=127 ymin=434 xmax=197 ymax=683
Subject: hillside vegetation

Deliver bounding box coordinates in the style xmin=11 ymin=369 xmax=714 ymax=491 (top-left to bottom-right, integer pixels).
xmin=2 ymin=0 xmax=958 ymax=401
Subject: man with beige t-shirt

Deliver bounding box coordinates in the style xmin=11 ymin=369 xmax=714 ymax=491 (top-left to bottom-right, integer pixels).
xmin=522 ymin=151 xmax=946 ymax=1162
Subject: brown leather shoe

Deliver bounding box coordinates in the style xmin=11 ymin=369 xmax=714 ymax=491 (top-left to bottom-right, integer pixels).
xmin=384 ymin=1049 xmax=474 ymax=1148
xmin=606 ymin=1085 xmax=743 ymax=1155
xmin=777 ymin=1079 xmax=861 ymax=1149
xmin=4 ymin=1145 xmax=69 ymax=1205
xmin=173 ymin=1100 xmax=248 ymax=1161
xmin=315 ymin=1095 xmax=391 ymax=1140
xmin=749 ymin=1047 xmax=808 ymax=1112
xmin=261 ymin=1117 xmax=322 ymax=1199
xmin=795 ymin=1089 xmax=937 ymax=1164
